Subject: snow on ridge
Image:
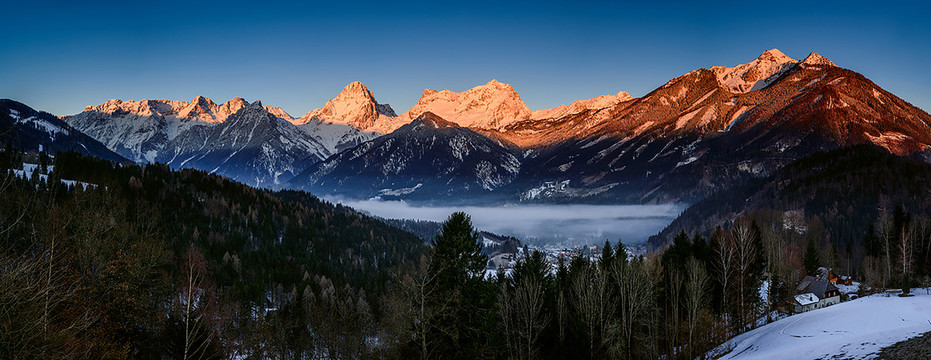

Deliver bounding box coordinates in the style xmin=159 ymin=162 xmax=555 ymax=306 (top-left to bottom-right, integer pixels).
xmin=531 ymin=91 xmax=633 ymax=120
xmin=726 ymin=105 xmax=753 ymax=132
xmin=10 ymin=110 xmax=70 ymax=138
xmin=872 ymin=88 xmax=885 ymax=105
xmin=712 ymin=49 xmax=799 ymax=94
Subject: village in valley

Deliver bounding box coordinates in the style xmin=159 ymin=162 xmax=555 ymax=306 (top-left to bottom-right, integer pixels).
xmin=483 ymin=231 xmax=864 ymax=315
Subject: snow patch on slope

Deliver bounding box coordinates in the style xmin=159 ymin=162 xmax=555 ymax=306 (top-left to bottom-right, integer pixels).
xmin=532 ymin=91 xmax=633 ymax=120
xmin=711 ymin=49 xmax=798 ymax=93
xmin=713 ymin=291 xmax=931 ymax=360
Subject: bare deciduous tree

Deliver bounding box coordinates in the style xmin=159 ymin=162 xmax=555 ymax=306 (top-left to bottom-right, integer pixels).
xmin=713 ymin=231 xmax=736 ymax=335
xmin=900 ymin=226 xmax=914 ymax=295
xmin=0 ymin=249 xmax=93 ymax=359
xmin=878 ymin=211 xmax=894 ymax=289
xmin=381 ymin=255 xmax=450 ymax=360
xmin=572 ymin=264 xmax=613 ymax=358
xmin=612 ymin=259 xmax=654 ymax=360
xmin=177 ymin=247 xmax=216 ymax=360
xmin=505 ymin=277 xmax=550 ymax=360
xmin=685 ymin=258 xmax=709 ymax=359
xmin=733 ymin=223 xmax=758 ymax=331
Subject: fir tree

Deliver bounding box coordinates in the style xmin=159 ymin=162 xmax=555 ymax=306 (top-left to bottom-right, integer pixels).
xmin=803 ymin=238 xmax=821 ymax=276
xmin=600 ymin=239 xmax=614 ymax=270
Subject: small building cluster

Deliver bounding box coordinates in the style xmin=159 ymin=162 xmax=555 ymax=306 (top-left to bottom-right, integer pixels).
xmin=793 ymin=267 xmax=846 ymax=313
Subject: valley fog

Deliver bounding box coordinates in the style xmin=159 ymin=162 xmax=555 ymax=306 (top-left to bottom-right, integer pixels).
xmin=334 ymin=199 xmax=683 ymax=246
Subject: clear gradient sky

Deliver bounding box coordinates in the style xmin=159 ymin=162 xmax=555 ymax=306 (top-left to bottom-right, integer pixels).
xmin=2 ymin=1 xmax=929 ymax=117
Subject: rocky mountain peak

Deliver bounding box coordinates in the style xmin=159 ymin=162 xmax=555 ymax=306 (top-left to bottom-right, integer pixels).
xmin=410 ymin=111 xmax=459 ymax=130
xmin=264 ymin=105 xmax=294 ymax=121
xmin=191 ymin=95 xmax=213 ymax=107
xmin=218 ymin=97 xmax=249 ymax=117
xmin=757 ymin=48 xmax=794 ymax=63
xmin=402 ymin=80 xmax=531 ymax=129
xmin=296 ymin=81 xmax=396 ymax=130
xmin=711 ymin=48 xmax=799 ymax=93
xmin=801 ymin=52 xmax=837 ymax=67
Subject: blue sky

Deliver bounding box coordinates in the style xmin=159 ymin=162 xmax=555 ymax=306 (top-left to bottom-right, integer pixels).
xmin=2 ymin=1 xmax=929 ymax=116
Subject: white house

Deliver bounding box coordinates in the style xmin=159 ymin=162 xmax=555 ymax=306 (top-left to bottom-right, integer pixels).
xmin=794 ymin=276 xmax=841 ymax=313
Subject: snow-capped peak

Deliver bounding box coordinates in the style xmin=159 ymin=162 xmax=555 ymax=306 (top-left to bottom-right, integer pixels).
xmin=800 ymin=52 xmax=837 ymax=67
xmin=531 ymin=90 xmax=634 ymax=120
xmin=295 ymin=81 xmax=397 ymax=130
xmin=177 ymin=96 xmax=221 ymax=123
xmin=712 ymin=48 xmax=799 ymax=93
xmin=219 ymin=97 xmax=249 ymax=118
xmin=264 ymin=105 xmax=294 ymax=121
xmin=401 ymin=79 xmax=532 ymax=129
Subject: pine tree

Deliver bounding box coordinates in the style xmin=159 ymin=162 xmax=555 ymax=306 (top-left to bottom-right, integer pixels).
xmin=427 ymin=212 xmax=488 ymax=358
xmin=429 ymin=212 xmax=485 ymax=292
xmin=803 ymin=238 xmax=821 ymax=276
xmin=600 ymin=239 xmax=614 ymax=270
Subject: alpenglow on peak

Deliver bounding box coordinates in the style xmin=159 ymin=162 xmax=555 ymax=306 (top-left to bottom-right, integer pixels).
xmin=401 ymin=79 xmax=532 ymax=129
xmin=711 ymin=48 xmax=801 ymax=93
xmin=296 ymin=81 xmax=397 ymax=130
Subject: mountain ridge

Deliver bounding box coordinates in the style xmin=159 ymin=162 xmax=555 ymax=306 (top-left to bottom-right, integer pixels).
xmin=49 ymin=49 xmax=931 ymax=203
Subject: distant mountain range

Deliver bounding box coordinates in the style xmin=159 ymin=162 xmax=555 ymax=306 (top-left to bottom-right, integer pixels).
xmin=5 ymin=49 xmax=930 ymax=203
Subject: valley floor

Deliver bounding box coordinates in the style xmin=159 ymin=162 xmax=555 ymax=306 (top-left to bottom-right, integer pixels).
xmin=712 ymin=289 xmax=931 ymax=360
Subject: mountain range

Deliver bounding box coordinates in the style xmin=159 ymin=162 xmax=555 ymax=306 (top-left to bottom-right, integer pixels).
xmin=6 ymin=49 xmax=930 ymax=202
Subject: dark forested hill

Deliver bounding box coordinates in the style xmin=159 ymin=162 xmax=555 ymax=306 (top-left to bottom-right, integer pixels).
xmin=0 ymin=149 xmax=426 ymax=359
xmin=0 ymin=99 xmax=126 ymax=162
xmin=649 ymin=145 xmax=931 ymax=249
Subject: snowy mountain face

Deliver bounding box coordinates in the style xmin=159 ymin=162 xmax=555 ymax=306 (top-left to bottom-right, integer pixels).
xmin=0 ymin=99 xmax=126 ymax=162
xmin=157 ymin=101 xmax=327 ymax=188
xmin=288 ymin=112 xmax=521 ymax=204
xmin=293 ymin=81 xmax=406 ymax=154
xmin=530 ymin=91 xmax=634 ymax=120
xmin=400 ymin=79 xmax=533 ymax=130
xmin=63 ymin=96 xmax=250 ymax=163
xmin=296 ymin=81 xmax=397 ymax=129
xmin=710 ymin=48 xmax=798 ymax=93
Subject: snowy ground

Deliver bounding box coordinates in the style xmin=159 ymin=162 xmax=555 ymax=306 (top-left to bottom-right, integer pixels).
xmin=10 ymin=163 xmax=93 ymax=189
xmin=712 ymin=289 xmax=931 ymax=360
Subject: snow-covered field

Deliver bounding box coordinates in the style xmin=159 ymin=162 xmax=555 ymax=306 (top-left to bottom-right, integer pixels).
xmin=713 ymin=289 xmax=931 ymax=359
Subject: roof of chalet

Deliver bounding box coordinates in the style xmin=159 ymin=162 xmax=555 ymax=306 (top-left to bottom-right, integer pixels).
xmin=797 ymin=275 xmax=839 ymax=299
xmin=795 ymin=293 xmax=820 ymax=306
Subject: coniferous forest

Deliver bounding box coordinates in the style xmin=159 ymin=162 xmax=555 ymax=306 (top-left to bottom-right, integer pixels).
xmin=3 ymin=147 xmax=931 ymax=359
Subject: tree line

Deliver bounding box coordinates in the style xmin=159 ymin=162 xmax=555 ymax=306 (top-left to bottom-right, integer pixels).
xmin=378 ymin=209 xmax=806 ymax=360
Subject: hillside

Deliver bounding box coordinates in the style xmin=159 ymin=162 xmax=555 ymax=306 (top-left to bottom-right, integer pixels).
xmin=649 ymin=145 xmax=931 ymax=248
xmin=712 ymin=291 xmax=931 ymax=359
xmin=0 ymin=149 xmax=427 ymax=358
xmin=0 ymin=99 xmax=126 ymax=162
